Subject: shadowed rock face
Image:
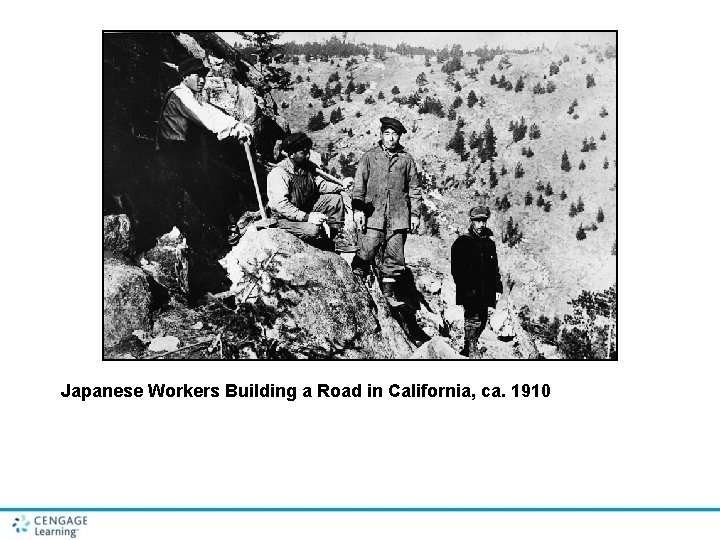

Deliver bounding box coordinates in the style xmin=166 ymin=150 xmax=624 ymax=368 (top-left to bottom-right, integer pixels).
xmin=220 ymin=226 xmax=414 ymax=359
xmin=103 ymin=255 xmax=152 ymax=348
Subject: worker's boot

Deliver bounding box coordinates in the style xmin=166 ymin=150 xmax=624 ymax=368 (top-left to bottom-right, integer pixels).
xmin=331 ymin=228 xmax=359 ymax=253
xmin=381 ymin=278 xmax=405 ymax=308
xmin=351 ymin=255 xmax=370 ymax=280
xmin=464 ymin=323 xmax=482 ymax=358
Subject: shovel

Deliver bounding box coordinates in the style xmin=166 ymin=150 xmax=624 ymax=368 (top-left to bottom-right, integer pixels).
xmin=243 ymin=141 xmax=277 ymax=230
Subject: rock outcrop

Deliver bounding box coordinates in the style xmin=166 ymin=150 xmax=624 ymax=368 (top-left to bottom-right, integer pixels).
xmin=220 ymin=226 xmax=414 ymax=359
xmin=139 ymin=227 xmax=190 ymax=300
xmin=103 ymin=255 xmax=152 ymax=348
xmin=103 ymin=214 xmax=135 ymax=257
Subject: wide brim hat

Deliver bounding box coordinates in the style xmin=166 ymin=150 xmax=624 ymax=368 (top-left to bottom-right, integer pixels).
xmin=379 ymin=117 xmax=407 ymax=134
xmin=280 ymin=132 xmax=313 ymax=154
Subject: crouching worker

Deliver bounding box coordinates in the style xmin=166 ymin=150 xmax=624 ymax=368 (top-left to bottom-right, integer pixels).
xmin=451 ymin=206 xmax=503 ymax=358
xmin=267 ymin=132 xmax=357 ymax=252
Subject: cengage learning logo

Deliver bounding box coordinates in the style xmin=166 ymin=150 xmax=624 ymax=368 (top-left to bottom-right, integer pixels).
xmin=12 ymin=515 xmax=30 ymax=533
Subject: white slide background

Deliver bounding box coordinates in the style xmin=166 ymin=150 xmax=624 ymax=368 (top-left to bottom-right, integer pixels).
xmin=1 ymin=1 xmax=719 ymax=538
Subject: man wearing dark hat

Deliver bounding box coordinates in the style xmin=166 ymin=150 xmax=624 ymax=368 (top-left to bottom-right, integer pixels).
xmin=155 ymin=56 xmax=254 ymax=238
xmin=351 ymin=117 xmax=421 ymax=306
xmin=267 ymin=132 xmax=356 ymax=251
xmin=451 ymin=206 xmax=503 ymax=357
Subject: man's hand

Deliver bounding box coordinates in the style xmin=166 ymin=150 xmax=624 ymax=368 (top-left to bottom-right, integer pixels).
xmin=342 ymin=177 xmax=354 ymax=191
xmin=353 ymin=210 xmax=366 ymax=233
xmin=410 ymin=215 xmax=420 ymax=233
xmin=231 ymin=122 xmax=253 ymax=142
xmin=307 ymin=212 xmax=327 ymax=226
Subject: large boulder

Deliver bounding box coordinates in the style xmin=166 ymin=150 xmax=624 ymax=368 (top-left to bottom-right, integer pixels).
xmin=103 ymin=214 xmax=134 ymax=256
xmin=104 ymin=255 xmax=152 ymax=348
xmin=410 ymin=337 xmax=464 ymax=359
xmin=220 ymin=226 xmax=414 ymax=359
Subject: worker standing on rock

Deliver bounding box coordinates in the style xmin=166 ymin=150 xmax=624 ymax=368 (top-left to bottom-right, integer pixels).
xmin=351 ymin=117 xmax=421 ymax=307
xmin=267 ymin=132 xmax=357 ymax=252
xmin=156 ymin=56 xmax=254 ymax=235
xmin=451 ymin=206 xmax=503 ymax=358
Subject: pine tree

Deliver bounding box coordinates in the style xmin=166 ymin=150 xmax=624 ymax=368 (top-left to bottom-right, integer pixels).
xmin=600 ymin=131 xmax=606 ymax=141
xmin=536 ymin=180 xmax=545 ymax=191
xmin=514 ymin=76 xmax=524 ymax=92
xmin=544 ymin=183 xmax=553 ymax=196
xmin=579 ymin=160 xmax=586 ymax=170
xmin=536 ymin=194 xmax=545 ymax=207
xmin=576 ymin=225 xmax=586 ymax=240
xmin=416 ymin=72 xmax=428 ymax=87
xmin=467 ymin=90 xmax=478 ymax=108
xmin=447 ymin=108 xmax=457 ymax=121
xmin=529 ymin=123 xmax=541 ymax=139
xmin=468 ymin=131 xmax=480 ymax=150
xmin=500 ymin=165 xmax=507 ymax=175
xmin=603 ymin=157 xmax=609 ymax=169
xmin=452 ymin=96 xmax=463 ymax=109
xmin=378 ymin=91 xmax=385 ymax=100
xmin=560 ymin=190 xmax=567 ymax=200
xmin=561 ymin=150 xmax=571 ymax=172
xmin=549 ymin=62 xmax=559 ymax=76
xmin=526 ymin=147 xmax=534 ymax=158
xmin=586 ymin=74 xmax=596 ymax=88
xmin=597 ymin=208 xmax=605 ymax=222
xmin=569 ymin=202 xmax=577 ymax=217
xmin=544 ymin=200 xmax=552 ymax=212
xmin=490 ymin=73 xmax=497 ymax=85
xmin=454 ymin=81 xmax=462 ymax=92
xmin=480 ymin=119 xmax=497 ymax=163
xmin=500 ymin=194 xmax=511 ymax=211
xmin=309 ymin=83 xmax=323 ymax=99
xmin=307 ymin=111 xmax=326 ymax=131
xmin=502 ymin=217 xmax=523 ymax=247
xmin=515 ymin=162 xmax=524 ymax=178
xmin=479 ymin=96 xmax=486 ymax=108
xmin=577 ymin=197 xmax=585 ymax=213
xmin=489 ymin=164 xmax=498 ymax=187
xmin=525 ymin=191 xmax=533 ymax=206
xmin=546 ymin=80 xmax=556 ymax=93
xmin=391 ymin=85 xmax=400 ymax=95
xmin=446 ymin=127 xmax=466 ymax=158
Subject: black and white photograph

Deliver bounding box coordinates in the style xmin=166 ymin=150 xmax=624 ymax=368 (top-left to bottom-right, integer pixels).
xmin=102 ymin=31 xmax=617 ymax=360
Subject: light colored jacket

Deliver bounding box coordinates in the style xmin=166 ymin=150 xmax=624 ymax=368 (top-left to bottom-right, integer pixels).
xmin=158 ymin=84 xmax=249 ymax=142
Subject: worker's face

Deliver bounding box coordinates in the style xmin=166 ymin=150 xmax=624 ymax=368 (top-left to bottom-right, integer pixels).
xmin=289 ymin=147 xmax=310 ymax=165
xmin=382 ymin=129 xmax=401 ymax=150
xmin=471 ymin=218 xmax=487 ymax=234
xmin=183 ymin=72 xmax=206 ymax=93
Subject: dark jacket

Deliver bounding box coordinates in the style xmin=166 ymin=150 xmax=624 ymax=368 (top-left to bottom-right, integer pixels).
xmin=352 ymin=142 xmax=421 ymax=230
xmin=451 ymin=227 xmax=503 ymax=307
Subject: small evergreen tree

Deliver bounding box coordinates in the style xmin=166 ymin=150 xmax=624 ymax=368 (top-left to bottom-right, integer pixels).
xmin=515 ymin=162 xmax=524 ymax=178
xmin=364 ymin=95 xmax=376 ymax=105
xmin=447 ymin=108 xmax=457 ymax=121
xmin=391 ymin=85 xmax=400 ymax=95
xmin=603 ymin=157 xmax=609 ymax=169
xmin=597 ymin=208 xmax=605 ymax=222
xmin=544 ymin=200 xmax=552 ymax=212
xmin=544 ymin=183 xmax=553 ymax=196
xmin=560 ymin=190 xmax=567 ymax=200
xmin=600 ymin=131 xmax=606 ymax=141
xmin=467 ymin=90 xmax=478 ymax=108
xmin=599 ymin=105 xmax=608 ymax=118
xmin=536 ymin=180 xmax=545 ymax=191
xmin=525 ymin=191 xmax=533 ymax=206
xmin=549 ymin=62 xmax=559 ymax=76
xmin=500 ymin=194 xmax=511 ymax=211
xmin=309 ymin=83 xmax=323 ymax=99
xmin=546 ymin=80 xmax=556 ymax=93
xmin=561 ymin=150 xmax=571 ymax=172
xmin=480 ymin=119 xmax=497 ymax=163
xmin=526 ymin=147 xmax=534 ymax=158
xmin=536 ymin=194 xmax=545 ymax=207
xmin=577 ymin=197 xmax=585 ymax=213
xmin=490 ymin=73 xmax=498 ymax=85
xmin=514 ymin=76 xmax=524 ymax=92
xmin=500 ymin=165 xmax=507 ymax=175
xmin=579 ymin=160 xmax=586 ymax=170
xmin=576 ymin=225 xmax=586 ymax=240
xmin=468 ymin=131 xmax=480 ymax=150
xmin=502 ymin=217 xmax=523 ymax=247
xmin=307 ymin=110 xmax=326 ymax=131
xmin=452 ymin=96 xmax=463 ymax=109
xmin=446 ymin=127 xmax=466 ymax=159
xmin=489 ymin=164 xmax=497 ymax=187
xmin=329 ymin=107 xmax=343 ymax=124
xmin=569 ymin=202 xmax=577 ymax=217
xmin=416 ymin=72 xmax=428 ymax=88
xmin=454 ymin=81 xmax=462 ymax=92
xmin=586 ymin=74 xmax=596 ymax=88
xmin=479 ymin=96 xmax=486 ymax=108
xmin=529 ymin=123 xmax=541 ymax=139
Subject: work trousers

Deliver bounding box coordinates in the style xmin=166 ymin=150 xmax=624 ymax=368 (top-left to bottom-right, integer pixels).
xmin=464 ymin=303 xmax=489 ymax=335
xmin=277 ymin=192 xmax=345 ymax=243
xmin=357 ymin=227 xmax=407 ymax=279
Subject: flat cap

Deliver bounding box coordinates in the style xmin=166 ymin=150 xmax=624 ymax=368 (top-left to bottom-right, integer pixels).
xmin=178 ymin=57 xmax=209 ymax=78
xmin=469 ymin=206 xmax=491 ymax=219
xmin=280 ymin=132 xmax=313 ymax=154
xmin=380 ymin=117 xmax=407 ymax=134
